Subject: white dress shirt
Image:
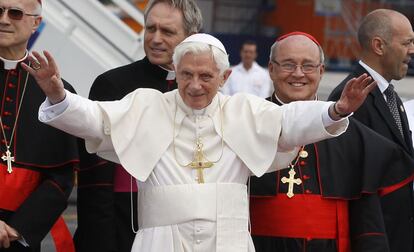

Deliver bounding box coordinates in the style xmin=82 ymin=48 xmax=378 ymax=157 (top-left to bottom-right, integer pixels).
xmin=220 ymin=62 xmax=273 ymax=98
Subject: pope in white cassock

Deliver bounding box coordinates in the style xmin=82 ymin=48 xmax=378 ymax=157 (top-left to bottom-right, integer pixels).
xmin=23 ymin=34 xmax=376 ymax=252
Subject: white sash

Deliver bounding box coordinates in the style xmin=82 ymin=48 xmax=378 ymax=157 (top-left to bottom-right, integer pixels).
xmin=138 ymin=183 xmax=249 ymax=251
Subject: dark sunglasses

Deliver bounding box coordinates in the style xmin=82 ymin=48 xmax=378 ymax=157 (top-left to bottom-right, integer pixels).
xmin=0 ymin=7 xmax=38 ymax=20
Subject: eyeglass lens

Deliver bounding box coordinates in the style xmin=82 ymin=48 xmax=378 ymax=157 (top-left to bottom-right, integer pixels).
xmin=0 ymin=7 xmax=25 ymax=20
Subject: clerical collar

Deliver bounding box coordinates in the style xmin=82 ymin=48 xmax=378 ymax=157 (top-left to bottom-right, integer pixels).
xmin=273 ymin=93 xmax=286 ymax=105
xmin=359 ymin=60 xmax=389 ymax=94
xmin=158 ymin=65 xmax=176 ymax=80
xmin=0 ymin=51 xmax=29 ymax=70
xmin=272 ymin=93 xmax=318 ymax=104
xmin=175 ymin=91 xmax=220 ymax=117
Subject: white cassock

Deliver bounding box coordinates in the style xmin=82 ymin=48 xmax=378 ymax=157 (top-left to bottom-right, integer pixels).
xmin=39 ymin=89 xmax=348 ymax=252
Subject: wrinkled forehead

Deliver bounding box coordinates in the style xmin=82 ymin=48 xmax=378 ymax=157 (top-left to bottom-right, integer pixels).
xmin=276 ymin=35 xmax=320 ymax=60
xmin=178 ymin=50 xmax=215 ymax=65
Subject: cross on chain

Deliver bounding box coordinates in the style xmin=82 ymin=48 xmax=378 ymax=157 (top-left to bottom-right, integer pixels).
xmin=2 ymin=149 xmax=14 ymax=173
xmin=281 ymin=167 xmax=302 ymax=198
xmin=188 ymin=139 xmax=213 ymax=184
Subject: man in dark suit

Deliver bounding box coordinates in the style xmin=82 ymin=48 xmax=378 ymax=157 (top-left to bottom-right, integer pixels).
xmin=73 ymin=1 xmax=203 ymax=252
xmin=329 ymin=9 xmax=414 ymax=252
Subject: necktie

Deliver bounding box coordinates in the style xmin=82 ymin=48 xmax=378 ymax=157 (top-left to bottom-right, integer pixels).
xmin=384 ymin=84 xmax=404 ymax=137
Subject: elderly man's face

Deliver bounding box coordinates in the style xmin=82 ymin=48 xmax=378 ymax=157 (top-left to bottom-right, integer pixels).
xmin=176 ymin=52 xmax=229 ymax=109
xmin=269 ymin=35 xmax=324 ymax=103
xmin=144 ymin=2 xmax=187 ymax=70
xmin=0 ymin=0 xmax=41 ymax=57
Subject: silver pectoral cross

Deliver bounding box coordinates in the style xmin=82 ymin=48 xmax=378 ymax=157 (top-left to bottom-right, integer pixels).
xmin=281 ymin=167 xmax=302 ymax=198
xmin=188 ymin=139 xmax=213 ymax=184
xmin=2 ymin=149 xmax=14 ymax=173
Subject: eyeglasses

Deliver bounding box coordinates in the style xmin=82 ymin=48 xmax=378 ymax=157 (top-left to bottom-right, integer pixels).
xmin=271 ymin=60 xmax=321 ymax=74
xmin=0 ymin=7 xmax=39 ymax=20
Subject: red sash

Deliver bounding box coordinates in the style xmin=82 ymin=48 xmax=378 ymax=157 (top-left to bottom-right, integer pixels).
xmin=0 ymin=163 xmax=41 ymax=211
xmin=0 ymin=164 xmax=74 ymax=252
xmin=250 ymin=194 xmax=350 ymax=252
xmin=51 ymin=217 xmax=75 ymax=252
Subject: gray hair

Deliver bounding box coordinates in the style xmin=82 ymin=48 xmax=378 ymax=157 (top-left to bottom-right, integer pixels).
xmin=34 ymin=4 xmax=42 ymax=15
xmin=29 ymin=0 xmax=42 ymax=15
xmin=144 ymin=0 xmax=202 ymax=35
xmin=269 ymin=39 xmax=325 ymax=64
xmin=172 ymin=42 xmax=230 ymax=77
xmin=357 ymin=9 xmax=394 ymax=50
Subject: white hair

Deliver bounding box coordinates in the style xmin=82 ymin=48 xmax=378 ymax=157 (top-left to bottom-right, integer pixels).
xmin=31 ymin=0 xmax=42 ymax=15
xmin=172 ymin=42 xmax=230 ymax=77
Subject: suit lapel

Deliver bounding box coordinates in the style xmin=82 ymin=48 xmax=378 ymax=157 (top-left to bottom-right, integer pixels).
xmin=397 ymin=96 xmax=414 ymax=154
xmin=371 ymin=87 xmax=409 ymax=149
xmin=355 ymin=64 xmax=410 ymax=150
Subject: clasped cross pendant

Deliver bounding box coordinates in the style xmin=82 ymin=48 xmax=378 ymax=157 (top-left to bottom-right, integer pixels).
xmin=1 ymin=148 xmax=14 ymax=173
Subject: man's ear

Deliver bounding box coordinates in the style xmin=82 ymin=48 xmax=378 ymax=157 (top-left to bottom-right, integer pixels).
xmin=372 ymin=36 xmax=386 ymax=56
xmin=268 ymin=61 xmax=274 ymax=72
xmin=32 ymin=16 xmax=42 ymax=34
xmin=220 ymin=69 xmax=232 ymax=86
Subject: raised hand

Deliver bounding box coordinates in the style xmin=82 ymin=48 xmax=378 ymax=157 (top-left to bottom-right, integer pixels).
xmin=21 ymin=51 xmax=66 ymax=104
xmin=330 ymin=73 xmax=377 ymax=119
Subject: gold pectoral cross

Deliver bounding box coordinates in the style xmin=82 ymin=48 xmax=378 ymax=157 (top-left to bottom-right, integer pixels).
xmin=281 ymin=167 xmax=302 ymax=198
xmin=188 ymin=139 xmax=213 ymax=183
xmin=1 ymin=149 xmax=14 ymax=173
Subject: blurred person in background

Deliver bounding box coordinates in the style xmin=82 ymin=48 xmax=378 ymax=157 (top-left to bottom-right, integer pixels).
xmin=220 ymin=40 xmax=273 ymax=98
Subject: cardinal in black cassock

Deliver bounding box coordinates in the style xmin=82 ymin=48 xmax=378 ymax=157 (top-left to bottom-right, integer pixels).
xmin=0 ymin=57 xmax=79 ymax=252
xmin=250 ymin=95 xmax=414 ymax=252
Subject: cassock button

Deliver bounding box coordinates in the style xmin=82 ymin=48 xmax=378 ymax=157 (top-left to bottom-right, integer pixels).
xmin=305 ymin=189 xmax=312 ymax=194
xmin=300 ymin=160 xmax=306 ymax=166
xmin=103 ymin=125 xmax=111 ymax=135
xmin=4 ymin=125 xmax=10 ymax=130
xmin=5 ymin=97 xmax=13 ymax=102
xmin=303 ymin=175 xmax=310 ymax=180
xmin=8 ymin=83 xmax=15 ymax=88
xmin=10 ymin=70 xmax=17 ymax=76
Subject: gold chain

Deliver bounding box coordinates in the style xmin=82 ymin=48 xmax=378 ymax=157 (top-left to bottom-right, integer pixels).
xmin=172 ymin=95 xmax=225 ymax=167
xmin=270 ymin=94 xmax=306 ymax=169
xmin=288 ymin=146 xmax=305 ymax=169
xmin=0 ymin=62 xmax=31 ymax=152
